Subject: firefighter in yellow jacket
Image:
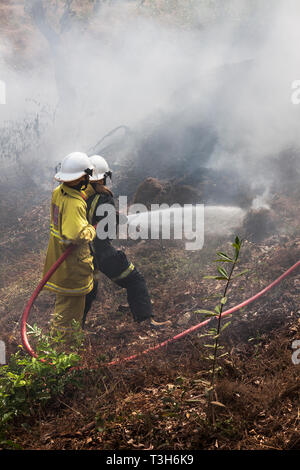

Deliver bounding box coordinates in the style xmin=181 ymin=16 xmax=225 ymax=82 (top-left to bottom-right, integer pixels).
xmin=43 ymin=152 xmax=96 ymax=334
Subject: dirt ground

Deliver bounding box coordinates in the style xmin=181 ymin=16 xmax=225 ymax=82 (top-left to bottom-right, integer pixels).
xmin=0 ymin=181 xmax=299 ymax=450
xmin=0 ymin=0 xmax=299 ymax=452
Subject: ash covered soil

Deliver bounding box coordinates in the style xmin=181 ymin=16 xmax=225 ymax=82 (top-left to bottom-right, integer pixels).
xmin=0 ymin=0 xmax=299 ymax=452
xmin=0 ymin=181 xmax=299 ymax=451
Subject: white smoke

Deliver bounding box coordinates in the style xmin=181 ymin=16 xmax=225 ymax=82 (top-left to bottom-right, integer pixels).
xmin=0 ymin=0 xmax=299 ymax=196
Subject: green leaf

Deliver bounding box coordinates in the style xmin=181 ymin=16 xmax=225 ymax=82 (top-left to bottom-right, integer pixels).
xmin=221 ymin=321 xmax=231 ymax=332
xmin=216 ymin=252 xmax=233 ymax=262
xmin=231 ymin=269 xmax=249 ymax=279
xmin=220 ymin=296 xmax=227 ymax=305
xmin=232 ymin=236 xmax=243 ymax=260
xmin=204 ymin=275 xmax=229 ymax=280
xmin=214 ymin=259 xmax=234 ymax=263
xmin=197 ymin=332 xmax=215 ymax=338
xmin=194 ymin=309 xmax=218 ymax=317
xmin=208 ymin=328 xmax=217 ymax=334
xmin=214 ymin=304 xmax=221 ymax=314
xmin=217 ymin=266 xmax=229 ymax=279
xmin=235 ymin=235 xmax=241 ymax=246
xmin=218 ymin=352 xmax=229 ymax=358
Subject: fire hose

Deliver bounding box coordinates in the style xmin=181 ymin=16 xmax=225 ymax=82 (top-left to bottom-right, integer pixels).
xmin=21 ymin=241 xmax=300 ymax=367
xmin=21 ymin=244 xmax=75 ymax=361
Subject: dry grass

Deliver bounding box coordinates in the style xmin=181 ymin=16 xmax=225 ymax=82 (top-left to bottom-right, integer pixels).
xmin=1 ymin=226 xmax=300 ymax=449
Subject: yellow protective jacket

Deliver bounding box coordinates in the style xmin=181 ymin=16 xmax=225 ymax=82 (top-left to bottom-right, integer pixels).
xmin=43 ymin=183 xmax=96 ymax=296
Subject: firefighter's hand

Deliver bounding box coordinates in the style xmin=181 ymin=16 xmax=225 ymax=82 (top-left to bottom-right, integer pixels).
xmin=77 ymin=225 xmax=96 ymax=243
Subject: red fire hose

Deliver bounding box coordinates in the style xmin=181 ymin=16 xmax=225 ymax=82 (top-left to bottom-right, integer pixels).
xmin=106 ymin=258 xmax=300 ymax=366
xmin=21 ymin=243 xmax=300 ymax=367
xmin=21 ymin=244 xmax=75 ymax=361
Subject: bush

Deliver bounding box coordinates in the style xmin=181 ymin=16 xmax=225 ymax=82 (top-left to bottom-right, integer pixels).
xmin=0 ymin=322 xmax=83 ymax=445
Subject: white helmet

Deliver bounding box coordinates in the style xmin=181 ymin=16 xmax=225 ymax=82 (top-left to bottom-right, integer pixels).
xmin=89 ymin=155 xmax=112 ymax=182
xmin=55 ymin=152 xmax=94 ymax=182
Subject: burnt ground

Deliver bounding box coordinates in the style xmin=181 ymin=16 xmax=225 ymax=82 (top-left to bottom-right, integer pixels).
xmin=0 ymin=182 xmax=299 ymax=451
xmin=0 ymin=0 xmax=299 ymax=453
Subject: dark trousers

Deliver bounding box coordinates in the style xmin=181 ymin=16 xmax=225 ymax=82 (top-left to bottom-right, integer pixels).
xmin=82 ymin=280 xmax=99 ymax=329
xmin=115 ymin=267 xmax=153 ymax=323
xmin=82 ymin=249 xmax=153 ymax=328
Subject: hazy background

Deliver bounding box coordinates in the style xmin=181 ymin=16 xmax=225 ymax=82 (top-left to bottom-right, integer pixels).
xmin=0 ymin=0 xmax=299 ymax=206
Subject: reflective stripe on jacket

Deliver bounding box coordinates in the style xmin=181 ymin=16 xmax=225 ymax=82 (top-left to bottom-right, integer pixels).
xmin=43 ymin=183 xmax=96 ymax=296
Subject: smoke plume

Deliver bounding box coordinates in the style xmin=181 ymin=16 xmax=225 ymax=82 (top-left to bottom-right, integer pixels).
xmin=0 ymin=0 xmax=299 ymax=206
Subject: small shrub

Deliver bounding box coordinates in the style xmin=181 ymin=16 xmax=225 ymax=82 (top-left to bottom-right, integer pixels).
xmin=0 ymin=322 xmax=83 ymax=445
xmin=194 ymin=236 xmax=248 ymax=425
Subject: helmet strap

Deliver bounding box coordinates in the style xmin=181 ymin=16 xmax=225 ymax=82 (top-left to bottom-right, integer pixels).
xmin=80 ymin=175 xmax=90 ymax=191
xmin=72 ymin=175 xmax=89 ymax=191
xmin=103 ymin=171 xmax=112 ymax=186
